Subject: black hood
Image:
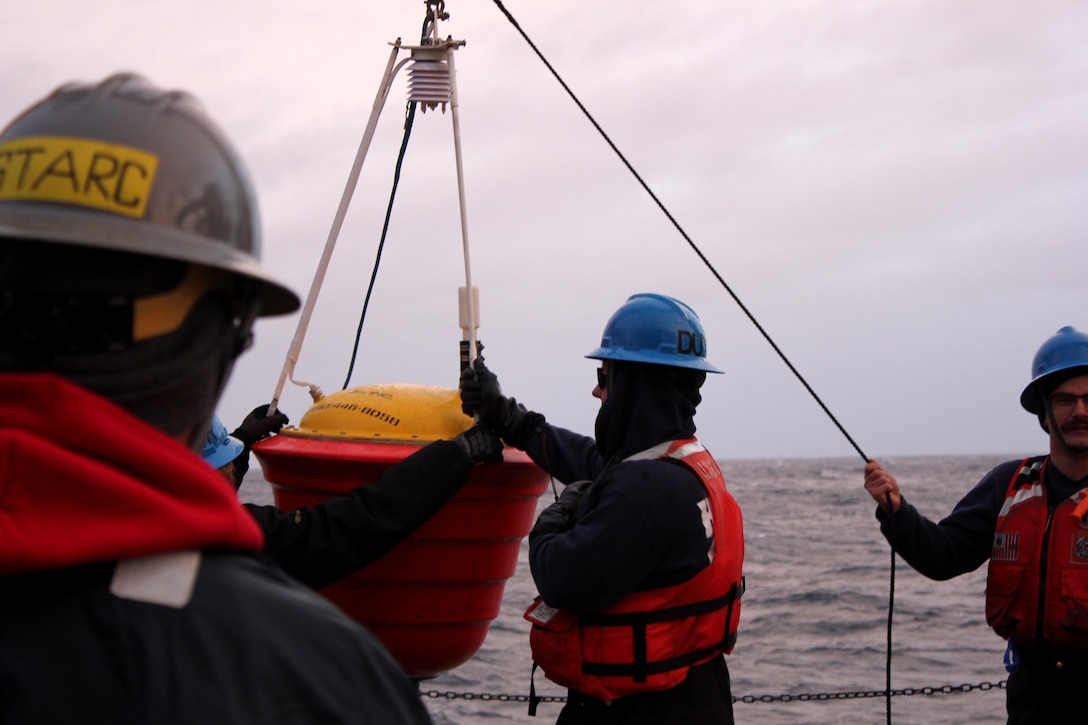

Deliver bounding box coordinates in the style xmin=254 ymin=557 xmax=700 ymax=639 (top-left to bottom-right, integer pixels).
xmin=593 ymin=362 xmax=706 ymax=465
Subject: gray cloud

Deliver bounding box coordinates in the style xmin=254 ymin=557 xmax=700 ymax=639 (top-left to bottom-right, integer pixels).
xmin=2 ymin=0 xmax=1084 ymax=459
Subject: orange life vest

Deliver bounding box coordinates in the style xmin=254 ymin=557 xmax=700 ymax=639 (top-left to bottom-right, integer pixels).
xmin=525 ymin=439 xmax=744 ymax=703
xmin=985 ymin=456 xmax=1088 ymax=647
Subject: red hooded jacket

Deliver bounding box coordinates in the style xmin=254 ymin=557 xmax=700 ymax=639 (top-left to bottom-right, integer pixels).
xmin=0 ymin=373 xmax=263 ymax=574
xmin=0 ymin=373 xmax=432 ymax=724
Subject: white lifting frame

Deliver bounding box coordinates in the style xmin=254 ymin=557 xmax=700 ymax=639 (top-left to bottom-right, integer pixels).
xmin=269 ymin=26 xmax=476 ymax=414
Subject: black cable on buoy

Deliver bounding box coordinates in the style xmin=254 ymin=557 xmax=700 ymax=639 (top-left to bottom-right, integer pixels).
xmin=342 ymin=8 xmax=438 ymax=389
xmin=341 ymin=99 xmax=417 ymax=390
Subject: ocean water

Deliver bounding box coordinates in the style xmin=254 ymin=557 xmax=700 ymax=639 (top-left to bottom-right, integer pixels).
xmin=240 ymin=453 xmax=1020 ymax=724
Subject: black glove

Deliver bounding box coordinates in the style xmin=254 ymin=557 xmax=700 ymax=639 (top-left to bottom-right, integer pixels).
xmin=529 ymin=480 xmax=593 ymax=544
xmin=459 ymin=357 xmax=507 ymax=423
xmin=459 ymin=358 xmax=545 ymax=449
xmin=453 ymin=424 xmax=504 ymax=465
xmin=232 ymin=404 xmax=289 ymax=448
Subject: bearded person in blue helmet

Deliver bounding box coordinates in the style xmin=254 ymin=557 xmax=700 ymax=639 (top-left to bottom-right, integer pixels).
xmin=864 ymin=326 xmax=1088 ymax=724
xmin=460 ymin=293 xmax=745 ymax=724
xmin=0 ymin=73 xmax=431 ymax=723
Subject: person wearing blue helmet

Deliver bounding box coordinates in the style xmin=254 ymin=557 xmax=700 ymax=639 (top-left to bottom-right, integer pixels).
xmin=863 ymin=326 xmax=1088 ymax=723
xmin=201 ymin=408 xmax=503 ymax=591
xmin=202 ymin=415 xmax=246 ymax=473
xmin=200 ymin=406 xmax=290 ymax=489
xmin=460 ymin=293 xmax=745 ymax=724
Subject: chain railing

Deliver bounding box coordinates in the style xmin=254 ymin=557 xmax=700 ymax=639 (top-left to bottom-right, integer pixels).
xmin=421 ymin=679 xmax=1006 ymax=706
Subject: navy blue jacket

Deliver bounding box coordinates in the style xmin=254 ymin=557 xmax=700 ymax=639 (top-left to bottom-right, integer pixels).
xmin=519 ymin=363 xmax=741 ymax=722
xmin=523 ymin=363 xmax=721 ymax=613
xmin=877 ymin=456 xmax=1085 ymax=580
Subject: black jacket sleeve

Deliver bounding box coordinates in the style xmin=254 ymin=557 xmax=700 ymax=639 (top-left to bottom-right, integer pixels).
xmin=875 ymin=460 xmax=1017 ymax=580
xmin=245 ymin=438 xmax=472 ymax=590
xmin=522 ymin=421 xmax=605 ymax=484
xmin=231 ymin=442 xmax=254 ymax=489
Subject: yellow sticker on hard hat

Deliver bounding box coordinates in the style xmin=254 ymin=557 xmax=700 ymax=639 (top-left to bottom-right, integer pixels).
xmin=0 ymin=135 xmax=158 ymax=218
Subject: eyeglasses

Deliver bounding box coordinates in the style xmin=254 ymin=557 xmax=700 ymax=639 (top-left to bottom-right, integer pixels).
xmin=1049 ymin=392 xmax=1088 ymax=412
xmin=596 ymin=367 xmax=608 ymax=390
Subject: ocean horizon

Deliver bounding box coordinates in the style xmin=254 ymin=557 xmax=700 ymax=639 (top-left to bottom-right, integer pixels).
xmin=241 ymin=452 xmax=1023 ymax=724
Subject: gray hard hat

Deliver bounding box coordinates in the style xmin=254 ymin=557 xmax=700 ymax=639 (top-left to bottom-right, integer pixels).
xmin=0 ymin=72 xmax=299 ymax=316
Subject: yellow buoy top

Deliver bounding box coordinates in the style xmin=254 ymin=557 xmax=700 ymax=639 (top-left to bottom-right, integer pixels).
xmin=285 ymin=384 xmax=473 ymax=443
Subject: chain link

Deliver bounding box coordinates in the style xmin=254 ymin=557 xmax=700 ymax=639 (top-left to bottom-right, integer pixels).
xmin=734 ymin=680 xmax=1006 ymax=704
xmin=421 ymin=690 xmax=564 ymax=704
xmin=421 ymin=680 xmax=1007 ymax=705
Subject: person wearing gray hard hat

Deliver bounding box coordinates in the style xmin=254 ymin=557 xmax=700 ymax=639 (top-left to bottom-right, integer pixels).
xmin=0 ymin=73 xmax=431 ymax=723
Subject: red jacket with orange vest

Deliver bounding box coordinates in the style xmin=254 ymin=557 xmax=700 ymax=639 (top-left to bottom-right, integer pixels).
xmin=985 ymin=455 xmax=1088 ymax=647
xmin=526 ymin=439 xmax=744 ymax=702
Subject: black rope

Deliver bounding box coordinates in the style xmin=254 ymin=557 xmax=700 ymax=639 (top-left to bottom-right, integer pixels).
xmin=886 ymin=495 xmax=896 ymax=722
xmin=489 ymin=0 xmax=866 ymax=463
xmin=489 ymin=3 xmax=900 ymax=723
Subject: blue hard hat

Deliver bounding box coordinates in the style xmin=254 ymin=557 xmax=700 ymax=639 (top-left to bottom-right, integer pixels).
xmin=201 ymin=415 xmax=244 ymax=469
xmin=585 ymin=293 xmax=723 ymax=373
xmin=1020 ymin=326 xmax=1088 ymax=413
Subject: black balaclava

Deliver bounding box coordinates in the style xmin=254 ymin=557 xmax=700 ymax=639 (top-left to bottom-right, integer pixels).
xmin=0 ymin=241 xmax=249 ymax=439
xmin=593 ymin=361 xmax=706 ymax=466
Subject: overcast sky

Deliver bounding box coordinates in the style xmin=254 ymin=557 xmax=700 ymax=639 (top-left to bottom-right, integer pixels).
xmin=3 ymin=1 xmax=1085 ymax=461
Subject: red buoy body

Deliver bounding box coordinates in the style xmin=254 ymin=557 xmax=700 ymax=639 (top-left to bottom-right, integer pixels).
xmin=253 ymin=384 xmax=549 ymax=677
